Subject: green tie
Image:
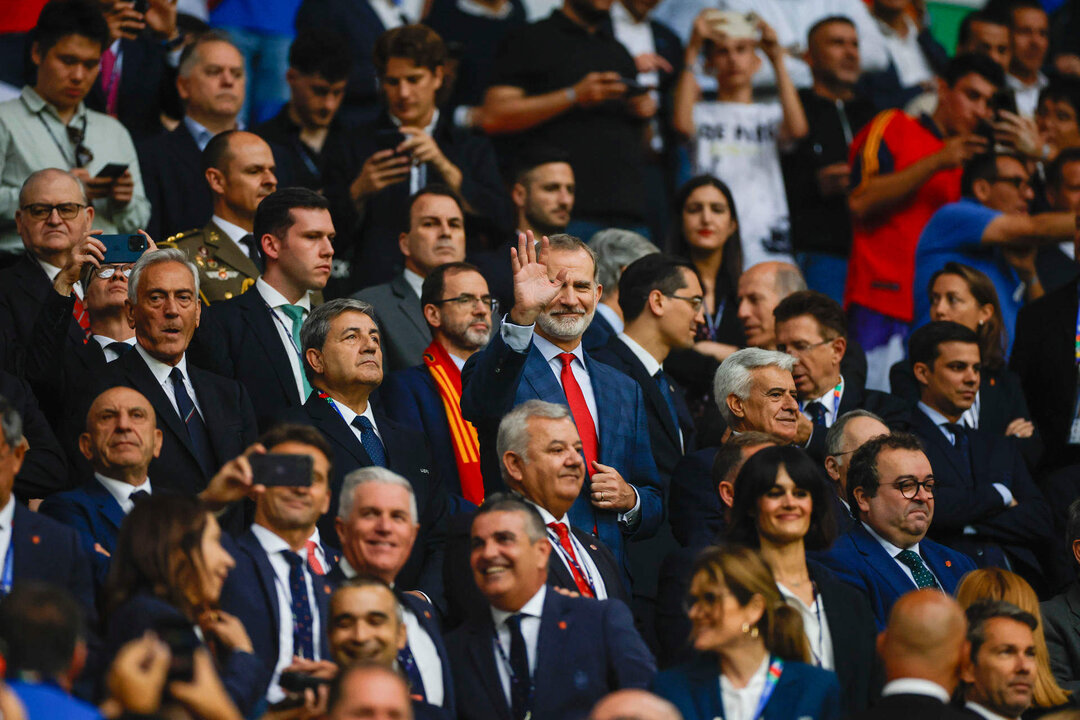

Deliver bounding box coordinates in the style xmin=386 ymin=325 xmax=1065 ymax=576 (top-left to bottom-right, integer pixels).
xmin=279 ymin=304 xmax=313 ymax=401
xmin=896 ymin=549 xmax=939 ymax=589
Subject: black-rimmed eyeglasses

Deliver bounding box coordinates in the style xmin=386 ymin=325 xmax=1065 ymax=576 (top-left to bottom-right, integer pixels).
xmin=432 ymin=294 xmax=499 ymax=314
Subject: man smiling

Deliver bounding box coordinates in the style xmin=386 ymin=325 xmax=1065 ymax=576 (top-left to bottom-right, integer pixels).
xmin=713 ymin=347 xmax=800 ymax=444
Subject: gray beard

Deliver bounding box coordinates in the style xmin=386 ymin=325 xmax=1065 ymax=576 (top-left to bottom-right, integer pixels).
xmin=537 ymin=308 xmax=594 ymax=341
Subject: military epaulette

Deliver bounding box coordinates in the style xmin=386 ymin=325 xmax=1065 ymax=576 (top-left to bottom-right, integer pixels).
xmin=164 ymin=228 xmax=201 ymax=246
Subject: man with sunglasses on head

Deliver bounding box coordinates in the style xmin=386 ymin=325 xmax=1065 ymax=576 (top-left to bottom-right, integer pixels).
xmin=0 ymin=0 xmax=149 ymax=258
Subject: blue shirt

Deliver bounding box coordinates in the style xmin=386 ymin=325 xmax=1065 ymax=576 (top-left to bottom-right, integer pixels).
xmin=913 ymin=198 xmax=1021 ymax=354
xmin=209 ymin=0 xmax=302 ymax=37
xmin=9 ymin=680 xmax=103 ymax=720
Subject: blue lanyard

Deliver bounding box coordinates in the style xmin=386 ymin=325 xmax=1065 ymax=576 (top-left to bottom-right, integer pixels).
xmin=1 ymin=538 xmax=14 ymax=595
xmin=703 ymin=297 xmax=726 ymax=339
xmin=750 ymin=657 xmax=784 ymax=720
xmin=545 ymin=527 xmax=596 ymax=595
xmin=493 ymin=624 xmax=534 ymax=720
xmin=800 ymin=377 xmax=843 ymax=419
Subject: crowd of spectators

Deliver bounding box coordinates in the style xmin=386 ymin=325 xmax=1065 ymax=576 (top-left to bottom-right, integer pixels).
xmin=2 ymin=0 xmax=1080 ymax=718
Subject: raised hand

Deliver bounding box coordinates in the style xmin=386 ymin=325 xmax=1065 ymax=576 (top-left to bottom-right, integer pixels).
xmin=508 ymin=231 xmax=567 ymax=326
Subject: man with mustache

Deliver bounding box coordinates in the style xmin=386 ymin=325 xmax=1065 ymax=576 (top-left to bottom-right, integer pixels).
xmin=164 ymin=130 xmax=278 ymax=304
xmin=907 ymin=321 xmax=1051 ymax=587
xmin=356 ymin=187 xmax=468 ymax=374
xmin=461 ymin=232 xmax=663 ymax=589
xmin=380 ymin=262 xmax=494 ymax=509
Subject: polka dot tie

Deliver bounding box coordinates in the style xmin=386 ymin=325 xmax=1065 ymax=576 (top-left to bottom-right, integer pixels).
xmin=896 ymin=549 xmax=939 ymax=589
xmin=281 ymin=550 xmax=315 ymax=659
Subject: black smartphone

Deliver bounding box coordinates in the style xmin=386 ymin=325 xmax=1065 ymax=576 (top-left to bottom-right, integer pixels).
xmin=374 ymin=129 xmax=408 ymax=154
xmin=99 ymin=233 xmax=147 ymax=264
xmin=95 ymin=163 xmax=129 ymax=180
xmin=279 ymin=671 xmax=333 ymax=694
xmin=155 ymin=616 xmax=197 ymax=683
xmin=133 ymin=0 xmax=148 ymax=13
xmin=991 ymin=90 xmax=1018 ymax=118
xmin=975 ymin=117 xmax=996 ymax=146
xmin=249 ymin=453 xmax=314 ymax=488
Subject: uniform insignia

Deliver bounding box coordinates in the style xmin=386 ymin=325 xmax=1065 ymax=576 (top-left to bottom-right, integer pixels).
xmin=216 ymin=268 xmax=238 ymax=280
xmin=207 ymin=258 xmax=218 ymax=269
xmin=198 ymin=246 xmax=210 ymax=258
xmin=195 ymin=256 xmax=205 ymax=267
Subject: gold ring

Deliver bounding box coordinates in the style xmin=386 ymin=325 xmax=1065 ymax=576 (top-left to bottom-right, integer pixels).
xmin=600 ymin=492 xmax=605 ymax=503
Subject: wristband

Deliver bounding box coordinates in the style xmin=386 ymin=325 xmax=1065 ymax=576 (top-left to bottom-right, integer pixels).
xmin=566 ymin=87 xmax=577 ymax=105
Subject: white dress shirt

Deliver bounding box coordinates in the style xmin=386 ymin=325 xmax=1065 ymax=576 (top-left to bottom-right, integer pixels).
xmin=95 ymin=473 xmax=151 ymax=515
xmin=881 ymin=678 xmax=951 ymax=702
xmin=1006 ymin=72 xmax=1048 ymax=119
xmin=527 ymin=500 xmax=608 ymax=599
xmin=777 ymin=582 xmax=834 ymax=670
xmin=183 ymin=116 xmax=243 ymax=152
xmin=368 ymin=0 xmax=423 ymax=30
xmin=877 ymin=14 xmax=935 ymax=88
xmin=719 ymin=653 xmax=771 ymax=720
xmin=862 ymin=521 xmax=942 ymax=589
xmin=134 ymin=345 xmax=204 ymax=420
xmin=801 ymin=375 xmax=844 ymax=429
xmin=0 ymin=496 xmax=15 ymax=587
xmin=402 ymin=268 xmax=424 ymax=300
xmin=37 ymin=258 xmax=83 ymax=300
xmin=211 ymin=215 xmax=253 ymax=255
xmin=618 ymin=332 xmax=683 ymax=451
xmin=329 ymin=399 xmax=383 ymax=451
xmin=966 ymin=701 xmax=1016 ymax=720
xmin=93 ymin=334 xmax=137 ymax=362
xmin=250 ymin=524 xmax=326 ymax=704
xmin=594 ymin=303 xmax=624 ymax=335
xmin=256 ymin=278 xmax=311 ymax=401
xmin=917 ymin=401 xmax=1014 ymax=508
xmin=491 ymin=585 xmax=546 ymax=707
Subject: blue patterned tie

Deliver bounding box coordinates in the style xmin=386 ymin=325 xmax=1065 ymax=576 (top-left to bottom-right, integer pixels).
xmin=805 ymin=401 xmax=827 ymax=431
xmin=397 ymin=643 xmax=427 ymax=701
xmin=281 ymin=550 xmax=315 ymax=659
xmin=169 ymin=367 xmax=214 ymax=476
xmin=653 ymin=370 xmax=681 ymax=435
xmin=352 ymin=415 xmax=387 ymax=467
xmin=896 ymin=549 xmax=939 ymax=589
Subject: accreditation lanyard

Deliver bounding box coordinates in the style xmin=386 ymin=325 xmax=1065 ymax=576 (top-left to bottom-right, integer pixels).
xmin=749 ymin=657 xmax=784 ymax=720
xmin=545 ymin=526 xmax=596 ymax=596
xmin=0 ymin=538 xmax=13 ymax=596
xmin=264 ymin=297 xmax=305 ymax=364
xmin=1070 ymin=292 xmax=1080 ymax=443
xmin=317 ymin=391 xmax=348 ymax=422
xmin=702 ymin=297 xmax=726 ymax=339
xmin=493 ymin=624 xmax=534 ymax=720
xmin=801 ymin=378 xmax=843 ymax=420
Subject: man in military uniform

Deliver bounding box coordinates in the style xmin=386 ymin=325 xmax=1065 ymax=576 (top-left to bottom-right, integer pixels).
xmin=163 ymin=130 xmax=277 ymax=304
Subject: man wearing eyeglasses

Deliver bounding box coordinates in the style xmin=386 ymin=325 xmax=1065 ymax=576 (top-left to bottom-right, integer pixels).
xmin=819 ymin=431 xmax=976 ymax=630
xmin=0 ymin=0 xmax=150 ymax=257
xmin=907 ymin=320 xmax=1052 ymax=589
xmin=354 ymin=187 xmax=467 ymax=374
xmin=913 ymin=151 xmax=1080 ymax=336
xmin=380 ymin=261 xmax=494 ymax=510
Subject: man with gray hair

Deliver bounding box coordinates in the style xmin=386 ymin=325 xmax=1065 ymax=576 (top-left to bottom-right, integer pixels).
xmin=713 ymin=347 xmax=800 ymax=444
xmin=90 ymin=247 xmax=257 ymax=495
xmin=285 ymin=297 xmax=449 ymax=604
xmin=583 ymin=228 xmax=659 ymax=350
xmin=824 ymin=410 xmax=891 ymax=533
xmin=328 ymin=465 xmax=454 ymax=712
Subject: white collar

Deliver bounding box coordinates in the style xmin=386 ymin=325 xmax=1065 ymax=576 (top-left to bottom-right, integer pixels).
xmin=876 ymin=13 xmax=920 ymax=39
xmin=391 ymin=108 xmax=440 ymax=136
xmin=211 ymin=215 xmax=251 ymax=245
xmin=251 ymin=523 xmax=322 ymax=555
xmin=594 ymin=303 xmax=623 ymax=334
xmin=917 ymin=401 xmax=961 ymax=430
xmin=95 ymin=473 xmax=151 ymax=510
xmin=862 ymin=521 xmax=921 ymax=559
xmin=256 ymin=277 xmax=311 ymax=311
xmin=609 ymin=1 xmax=644 ymax=26
xmin=719 ymin=653 xmax=770 ymax=693
xmin=532 ymin=332 xmax=584 ymax=366
xmin=521 ymin=497 xmax=569 ymax=526
xmin=93 ymin=335 xmax=137 ymax=350
xmin=455 ymin=0 xmax=513 ymax=18
xmin=402 ymin=269 xmax=424 ymax=300
xmin=616 ymin=332 xmax=662 ymax=376
xmin=881 ymin=678 xmax=951 ymax=703
xmin=1006 ymin=71 xmax=1048 ymax=91
xmin=805 ymin=374 xmax=843 ymax=408
xmin=0 ymin=495 xmax=15 ymax=530
xmin=135 ymin=343 xmax=190 ymax=385
xmin=339 ymin=555 xmax=359 ymax=579
xmin=491 ymin=585 xmax=547 ymax=628
xmin=965 ymin=701 xmax=1017 ymax=720
xmin=36 ymin=257 xmax=62 ymax=283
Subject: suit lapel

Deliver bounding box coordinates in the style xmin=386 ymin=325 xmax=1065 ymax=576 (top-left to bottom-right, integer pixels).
xmin=466 ymin=617 xmax=512 ymax=720
xmin=238 ymin=530 xmax=283 ymax=657
xmin=915 ymin=410 xmax=970 ymax=483
xmin=239 ymin=290 xmax=301 ymax=404
xmin=609 ymin=339 xmax=680 ymax=445
xmin=520 ymin=346 xmax=564 ymax=403
xmin=533 ymin=591 xmax=568 ymax=709
xmin=189 ymin=365 xmax=233 ymax=466
xmin=206 ymin=221 xmax=260 ymax=278
xmin=306 ymin=396 xmax=371 ymax=466
xmin=11 ymin=504 xmax=36 ymax=581
xmin=391 ymin=275 xmax=428 ymax=338
xmin=120 ymin=351 xmax=193 ymax=456
xmin=87 ymin=479 xmax=126 ymax=530
xmin=851 ymin=525 xmax=917 ymax=596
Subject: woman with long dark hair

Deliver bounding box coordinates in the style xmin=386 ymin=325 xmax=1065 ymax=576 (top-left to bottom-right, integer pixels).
xmin=726 ymin=446 xmax=879 ymax=714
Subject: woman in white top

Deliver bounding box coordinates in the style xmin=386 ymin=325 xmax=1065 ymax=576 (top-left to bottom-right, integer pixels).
xmin=726 ymin=445 xmax=880 ymax=715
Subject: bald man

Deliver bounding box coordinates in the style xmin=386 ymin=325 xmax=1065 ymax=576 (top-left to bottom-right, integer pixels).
xmin=164 ymin=130 xmax=278 ymax=304
xmin=589 ymin=689 xmax=682 ymax=720
xmin=41 ymin=386 xmax=162 ymax=590
xmin=824 ymin=411 xmax=891 ymax=532
xmin=328 ymin=663 xmax=415 ymax=720
xmin=848 ymin=589 xmax=971 ymax=720
xmin=736 ymin=261 xmax=806 ymax=349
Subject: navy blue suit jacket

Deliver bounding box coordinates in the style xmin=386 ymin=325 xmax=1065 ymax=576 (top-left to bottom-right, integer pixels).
xmin=280 ymin=394 xmax=450 ymax=608
xmin=85 ymin=35 xmax=179 ymax=140
xmin=817 ymin=524 xmax=977 ymax=630
xmin=460 ymin=331 xmax=664 ymax=582
xmin=652 ymin=654 xmax=843 ymax=720
xmin=39 ymin=478 xmax=127 ymax=592
xmin=11 ymin=502 xmax=96 ymax=626
xmin=668 ymin=446 xmax=723 ymax=548
xmin=445 ymin=590 xmax=656 ymax=720
xmin=190 ymin=287 xmax=306 ymax=432
xmin=218 ymin=529 xmax=338 ymax=701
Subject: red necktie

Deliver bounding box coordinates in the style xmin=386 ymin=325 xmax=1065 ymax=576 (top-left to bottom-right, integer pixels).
xmin=547 ymin=522 xmax=594 ymax=598
xmin=100 ymin=47 xmax=120 ymax=116
xmin=305 ymin=539 xmax=325 ymax=576
xmin=558 ymin=353 xmax=598 ymax=472
xmin=72 ymin=295 xmax=90 ymax=342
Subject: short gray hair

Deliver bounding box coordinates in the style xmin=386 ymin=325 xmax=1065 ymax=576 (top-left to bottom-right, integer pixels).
xmin=0 ymin=396 xmax=22 ymax=448
xmin=496 ymin=400 xmax=572 ymax=484
xmin=18 ymin=168 xmax=87 ymax=206
xmin=825 ymin=409 xmax=887 ymax=457
xmin=337 ymin=466 xmax=418 ymax=523
xmin=547 ymin=233 xmax=599 ymax=282
xmin=127 ymin=248 xmax=200 ymax=303
xmin=475 ymin=492 xmax=547 ymax=543
xmin=713 ymin=348 xmax=795 ymax=425
xmin=300 ymin=298 xmax=379 ymax=381
xmin=178 ymin=29 xmax=239 ymax=78
xmin=588 ymin=229 xmax=659 ymax=289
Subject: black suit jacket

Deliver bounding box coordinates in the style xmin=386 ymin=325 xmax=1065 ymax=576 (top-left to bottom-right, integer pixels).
xmin=190 ymin=288 xmax=305 ymax=432
xmin=11 ymin=502 xmax=96 ymax=626
xmin=136 ymin=123 xmax=211 ymax=241
xmin=280 ymin=394 xmax=450 ymax=607
xmin=910 ymin=407 xmax=1053 ymax=578
xmin=0 ymin=253 xmax=86 ymax=374
xmin=803 ymin=379 xmax=911 ymax=463
xmin=1042 ymin=581 xmax=1080 ymax=693
xmin=85 ymin=35 xmax=179 ymax=140
xmin=0 ymin=369 xmax=67 ymax=500
xmin=1011 ymin=277 xmax=1079 ymax=472
xmin=667 ymin=446 xmax=722 ymax=548
xmin=87 ymin=349 xmax=258 ymax=496
xmin=847 ymin=692 xmax=975 ymax=720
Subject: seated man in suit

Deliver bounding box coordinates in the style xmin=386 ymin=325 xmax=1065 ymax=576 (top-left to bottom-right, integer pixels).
xmin=40 ymin=386 xmax=160 ymax=591
xmin=0 ymin=396 xmax=95 ymax=624
xmin=583 ymin=229 xmax=658 ymax=351
xmin=1040 ymin=497 xmax=1080 ymax=693
xmin=191 ymin=187 xmax=334 ymax=431
xmin=355 ymin=187 xmax=466 ymax=373
xmin=823 ymin=410 xmax=891 ymax=534
xmin=446 ymin=494 xmax=655 ymax=720
xmin=164 ymin=130 xmax=277 ymax=304
xmin=327 ymin=578 xmax=451 ymax=719
xmin=908 ymin=321 xmax=1052 ymax=584
xmin=774 ymin=290 xmax=909 ymax=460
xmin=460 ymin=232 xmax=663 ymax=585
xmin=380 ymin=261 xmax=493 ymax=509
xmin=292 ymin=298 xmax=449 ymax=602
xmin=847 ymin=589 xmax=971 ymax=720
xmin=137 ymin=31 xmax=246 ymax=240
xmin=713 ymin=347 xmax=800 ymax=443
xmin=820 ymin=431 xmax=975 ymax=629
xmin=329 ymin=466 xmax=453 ymax=711
xmin=217 ymin=423 xmax=338 ymax=706
xmin=91 ymin=248 xmax=258 ymax=496
xmin=960 ymin=600 xmax=1038 ymax=720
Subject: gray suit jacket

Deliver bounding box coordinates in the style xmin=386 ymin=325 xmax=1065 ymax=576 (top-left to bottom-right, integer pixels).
xmin=354 ymin=273 xmax=430 ymax=373
xmin=1041 ymin=580 xmax=1080 ymax=693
